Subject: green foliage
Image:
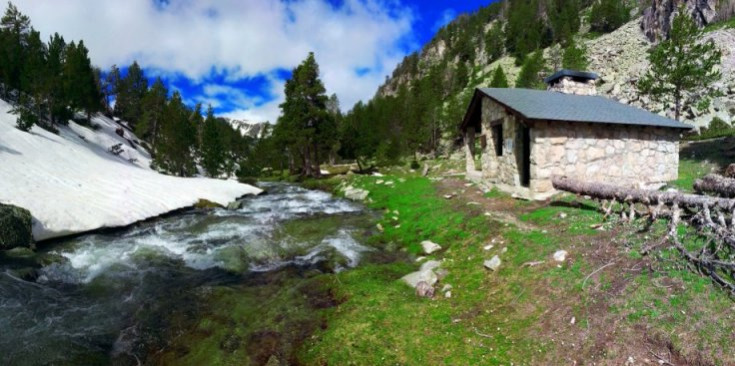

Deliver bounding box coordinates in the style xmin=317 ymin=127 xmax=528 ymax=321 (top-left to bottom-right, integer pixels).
xmin=484 ymin=21 xmax=504 ymax=62
xmin=490 ymin=65 xmax=509 ymax=88
xmin=638 ymin=9 xmax=723 ymax=120
xmin=589 ymin=0 xmax=631 ymax=33
xmin=11 ymin=97 xmax=37 ymax=132
xmin=685 ymin=117 xmax=735 ymax=141
xmin=562 ymin=38 xmax=589 ymax=70
xmin=515 ymin=50 xmax=548 ymax=89
xmin=200 ymin=105 xmax=226 ymax=177
xmin=272 ymin=52 xmax=335 ymax=177
xmin=114 ymin=61 xmax=148 ymax=128
xmin=154 ymin=92 xmax=198 ymax=176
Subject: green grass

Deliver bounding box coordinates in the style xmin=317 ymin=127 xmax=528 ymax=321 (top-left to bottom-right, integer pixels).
xmin=299 ymin=175 xmax=599 ymax=364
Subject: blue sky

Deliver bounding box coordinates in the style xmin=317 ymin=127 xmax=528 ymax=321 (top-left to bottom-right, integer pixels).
xmin=17 ymin=0 xmax=494 ymax=123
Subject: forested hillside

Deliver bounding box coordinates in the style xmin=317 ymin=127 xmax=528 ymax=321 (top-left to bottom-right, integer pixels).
xmin=0 ymin=3 xmax=256 ymax=179
xmin=331 ymin=0 xmax=735 ymax=169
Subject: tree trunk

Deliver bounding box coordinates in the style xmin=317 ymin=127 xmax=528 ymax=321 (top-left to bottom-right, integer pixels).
xmin=313 ymin=141 xmax=321 ymax=178
xmin=551 ymin=176 xmax=735 ymax=210
xmin=674 ymin=89 xmax=681 ymax=121
xmin=694 ymin=174 xmax=735 ymax=198
xmin=303 ymin=144 xmax=313 ymax=177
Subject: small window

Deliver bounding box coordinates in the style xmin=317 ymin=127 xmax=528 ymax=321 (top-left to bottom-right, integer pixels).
xmin=480 ymin=135 xmax=487 ymax=150
xmin=492 ymin=124 xmax=503 ymax=156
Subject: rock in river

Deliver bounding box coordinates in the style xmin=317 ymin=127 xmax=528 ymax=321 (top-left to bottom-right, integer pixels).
xmin=0 ymin=203 xmax=33 ymax=250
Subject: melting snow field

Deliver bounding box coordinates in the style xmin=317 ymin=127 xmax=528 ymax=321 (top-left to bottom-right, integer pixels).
xmin=0 ymin=99 xmax=261 ymax=241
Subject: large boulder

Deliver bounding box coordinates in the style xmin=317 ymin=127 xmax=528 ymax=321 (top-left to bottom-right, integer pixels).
xmin=641 ymin=0 xmax=723 ymax=42
xmin=0 ymin=203 xmax=33 ymax=250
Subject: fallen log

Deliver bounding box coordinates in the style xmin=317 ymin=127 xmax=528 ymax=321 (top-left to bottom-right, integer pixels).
xmin=694 ymin=174 xmax=735 ymax=198
xmin=551 ymin=176 xmax=735 ymax=210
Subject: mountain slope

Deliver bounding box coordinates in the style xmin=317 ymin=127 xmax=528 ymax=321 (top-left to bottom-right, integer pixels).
xmin=373 ymin=0 xmax=735 ymax=134
xmin=0 ymin=100 xmax=261 ymax=241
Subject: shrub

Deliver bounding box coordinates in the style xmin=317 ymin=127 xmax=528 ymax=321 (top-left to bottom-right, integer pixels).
xmin=589 ymin=0 xmax=631 ymax=33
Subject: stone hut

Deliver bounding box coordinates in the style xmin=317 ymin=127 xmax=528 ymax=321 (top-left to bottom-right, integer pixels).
xmin=460 ymin=69 xmax=692 ymax=200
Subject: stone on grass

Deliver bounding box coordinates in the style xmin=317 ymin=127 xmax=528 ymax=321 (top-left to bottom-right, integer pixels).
xmin=0 ymin=203 xmax=33 ymax=250
xmin=483 ymin=244 xmax=494 ymax=251
xmin=415 ymin=281 xmax=435 ymax=298
xmin=484 ymin=255 xmax=501 ymax=271
xmin=420 ymin=260 xmax=441 ymax=272
xmin=444 ymin=291 xmax=452 ymax=298
xmin=376 ymin=223 xmax=384 ymax=232
xmin=402 ymin=269 xmax=438 ymax=288
xmin=441 ymin=284 xmax=453 ymax=292
xmin=553 ymin=250 xmax=568 ymax=262
xmin=343 ymin=186 xmax=369 ymax=201
xmin=421 ymin=240 xmax=442 ymax=254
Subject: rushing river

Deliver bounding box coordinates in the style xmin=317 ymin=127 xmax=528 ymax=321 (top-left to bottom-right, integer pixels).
xmin=0 ymin=183 xmax=376 ymax=365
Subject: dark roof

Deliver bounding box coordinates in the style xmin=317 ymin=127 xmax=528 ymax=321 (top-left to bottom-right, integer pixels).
xmin=544 ymin=69 xmax=599 ymax=84
xmin=461 ymin=88 xmax=693 ymax=130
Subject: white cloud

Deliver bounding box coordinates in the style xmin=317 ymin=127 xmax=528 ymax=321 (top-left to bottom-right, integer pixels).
xmin=15 ymin=0 xmax=416 ymax=123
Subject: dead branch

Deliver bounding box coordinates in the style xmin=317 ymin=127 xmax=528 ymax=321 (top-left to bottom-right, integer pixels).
xmin=553 ymin=176 xmax=735 ymax=294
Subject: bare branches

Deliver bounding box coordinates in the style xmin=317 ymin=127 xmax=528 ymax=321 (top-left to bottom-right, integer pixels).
xmin=552 ymin=176 xmax=735 ymax=294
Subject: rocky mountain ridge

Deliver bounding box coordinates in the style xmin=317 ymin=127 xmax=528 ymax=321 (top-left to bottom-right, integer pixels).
xmin=227 ymin=119 xmax=270 ymax=139
xmin=376 ymin=0 xmax=735 ymax=131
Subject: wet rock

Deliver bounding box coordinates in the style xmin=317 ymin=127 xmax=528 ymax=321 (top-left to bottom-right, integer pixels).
xmin=195 ymin=199 xmax=224 ymax=209
xmin=401 ymin=269 xmax=438 ymax=288
xmin=484 ymin=255 xmax=501 ymax=271
xmin=0 ymin=203 xmax=33 ymax=250
xmin=415 ymin=281 xmax=435 ymax=298
xmin=421 ymin=240 xmax=442 ymax=254
xmin=227 ymin=200 xmax=245 ymax=210
xmin=553 ymin=250 xmax=568 ymax=262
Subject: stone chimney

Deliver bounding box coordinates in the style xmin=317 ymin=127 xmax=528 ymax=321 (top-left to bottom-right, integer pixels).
xmin=544 ymin=70 xmax=598 ymax=96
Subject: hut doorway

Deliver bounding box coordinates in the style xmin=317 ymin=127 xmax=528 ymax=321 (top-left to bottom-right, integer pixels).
xmin=520 ymin=126 xmax=531 ymax=187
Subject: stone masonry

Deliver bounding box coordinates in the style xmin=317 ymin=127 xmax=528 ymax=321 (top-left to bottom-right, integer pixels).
xmin=547 ymin=76 xmax=597 ymax=96
xmin=465 ymin=97 xmax=681 ymax=199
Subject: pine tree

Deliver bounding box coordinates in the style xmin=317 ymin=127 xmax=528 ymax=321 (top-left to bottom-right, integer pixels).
xmin=200 ymin=105 xmax=225 ymax=177
xmin=0 ymin=1 xmax=31 ymax=97
xmin=102 ymin=65 xmax=120 ymax=115
xmin=46 ymin=33 xmax=70 ymax=125
xmin=114 ymin=61 xmax=148 ymax=128
xmin=136 ymin=77 xmax=167 ymax=152
xmin=155 ymin=91 xmax=197 ymax=176
xmin=485 ymin=22 xmax=504 ymax=63
xmin=63 ymin=40 xmax=101 ymax=121
xmin=562 ymin=38 xmax=589 ymax=71
xmin=638 ymin=9 xmax=723 ymax=121
xmin=276 ymin=52 xmax=331 ymax=177
xmin=515 ymin=50 xmax=547 ymax=90
xmin=490 ymin=65 xmax=509 ymax=88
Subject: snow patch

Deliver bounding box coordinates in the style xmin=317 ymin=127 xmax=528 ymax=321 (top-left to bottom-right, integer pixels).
xmin=0 ymin=99 xmax=261 ymax=241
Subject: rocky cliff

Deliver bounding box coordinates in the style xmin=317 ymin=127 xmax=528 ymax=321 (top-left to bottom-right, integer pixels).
xmin=641 ymin=0 xmax=725 ymax=41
